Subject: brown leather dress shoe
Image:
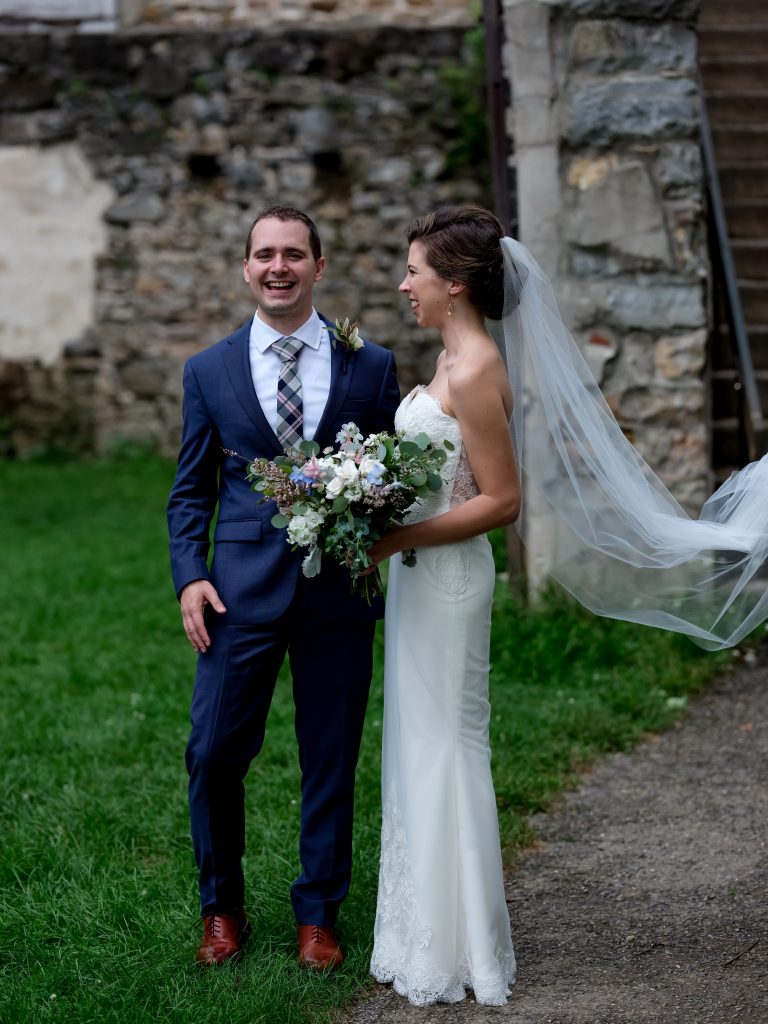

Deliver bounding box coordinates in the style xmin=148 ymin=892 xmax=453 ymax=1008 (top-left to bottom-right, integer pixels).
xmin=297 ymin=924 xmax=344 ymax=970
xmin=196 ymin=911 xmax=250 ymax=965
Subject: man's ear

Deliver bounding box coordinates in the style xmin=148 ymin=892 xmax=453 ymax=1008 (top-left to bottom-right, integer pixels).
xmin=243 ymin=258 xmax=250 ymax=283
xmin=314 ymin=256 xmax=327 ymax=282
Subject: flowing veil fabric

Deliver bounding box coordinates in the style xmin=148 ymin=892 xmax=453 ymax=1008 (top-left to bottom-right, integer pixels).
xmin=495 ymin=238 xmax=768 ymax=650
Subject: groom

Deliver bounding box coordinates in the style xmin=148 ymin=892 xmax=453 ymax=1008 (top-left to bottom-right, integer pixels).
xmin=167 ymin=206 xmax=399 ymax=968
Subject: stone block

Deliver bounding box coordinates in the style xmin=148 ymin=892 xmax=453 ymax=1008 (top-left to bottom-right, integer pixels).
xmin=656 ymin=142 xmax=702 ymax=194
xmin=365 ymin=156 xmax=412 ymax=187
xmin=569 ymin=19 xmax=696 ymax=75
xmin=567 ymin=78 xmax=699 ymax=148
xmin=105 ymin=192 xmax=164 ymax=224
xmin=654 ymin=328 xmax=707 ymax=381
xmin=293 ymin=106 xmax=339 ymax=155
xmin=565 ymin=158 xmax=672 ymax=264
xmin=618 ymin=382 xmax=705 ymax=423
xmin=582 ymin=328 xmax=618 ymax=384
xmin=565 ymin=0 xmax=701 ymax=21
xmin=601 ymin=282 xmax=705 ymax=332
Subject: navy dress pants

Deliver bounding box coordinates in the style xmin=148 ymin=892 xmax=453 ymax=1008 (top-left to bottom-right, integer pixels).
xmin=185 ymin=605 xmax=375 ymax=924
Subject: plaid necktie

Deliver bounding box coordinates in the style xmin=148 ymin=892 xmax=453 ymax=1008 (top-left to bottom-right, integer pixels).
xmin=272 ymin=335 xmax=304 ymax=448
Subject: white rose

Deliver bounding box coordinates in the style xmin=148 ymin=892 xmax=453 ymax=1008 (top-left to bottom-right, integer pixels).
xmin=325 ymin=458 xmax=361 ymax=499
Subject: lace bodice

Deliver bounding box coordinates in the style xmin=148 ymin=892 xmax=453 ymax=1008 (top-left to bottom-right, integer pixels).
xmin=395 ymin=387 xmax=479 ymax=524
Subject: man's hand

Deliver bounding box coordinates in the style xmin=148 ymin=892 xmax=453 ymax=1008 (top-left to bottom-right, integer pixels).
xmin=180 ymin=580 xmax=227 ymax=653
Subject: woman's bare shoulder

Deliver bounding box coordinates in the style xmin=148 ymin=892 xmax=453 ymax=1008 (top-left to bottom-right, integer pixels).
xmin=448 ymin=343 xmax=507 ymax=396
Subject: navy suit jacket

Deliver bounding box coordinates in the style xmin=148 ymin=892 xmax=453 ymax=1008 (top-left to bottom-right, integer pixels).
xmin=167 ymin=317 xmax=400 ymax=623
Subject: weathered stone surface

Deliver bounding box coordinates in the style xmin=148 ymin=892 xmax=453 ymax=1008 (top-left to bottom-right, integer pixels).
xmin=137 ymin=55 xmax=188 ymax=98
xmin=654 ymin=328 xmax=707 ymax=381
xmin=0 ymin=72 xmax=56 ymax=112
xmin=602 ymin=283 xmax=706 ymax=332
xmin=365 ymin=157 xmax=413 ymax=187
xmin=0 ymin=24 xmax=485 ymax=455
xmin=656 ymin=141 xmax=703 ymax=194
xmin=582 ymin=328 xmax=618 ymax=384
xmin=105 ymin=192 xmax=164 ymax=224
xmin=0 ymin=143 xmax=113 ymax=366
xmin=567 ymin=78 xmax=699 ymax=148
xmin=569 ymin=19 xmax=696 ymax=75
xmin=618 ymin=383 xmax=705 ymax=426
xmin=566 ymin=158 xmax=672 ymax=263
xmin=565 ymin=0 xmax=701 ymax=21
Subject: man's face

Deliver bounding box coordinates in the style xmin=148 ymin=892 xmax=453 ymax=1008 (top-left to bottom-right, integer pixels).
xmin=243 ymin=217 xmax=325 ymax=329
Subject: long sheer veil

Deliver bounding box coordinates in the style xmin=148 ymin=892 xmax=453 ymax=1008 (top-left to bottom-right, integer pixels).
xmin=492 ymin=237 xmax=768 ymax=650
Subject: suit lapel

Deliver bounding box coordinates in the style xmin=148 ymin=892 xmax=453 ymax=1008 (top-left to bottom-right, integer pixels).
xmin=220 ymin=321 xmax=283 ymax=455
xmin=314 ymin=317 xmax=354 ymax=447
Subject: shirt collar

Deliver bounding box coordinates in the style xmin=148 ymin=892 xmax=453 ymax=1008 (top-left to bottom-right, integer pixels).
xmin=250 ymin=308 xmax=324 ymax=354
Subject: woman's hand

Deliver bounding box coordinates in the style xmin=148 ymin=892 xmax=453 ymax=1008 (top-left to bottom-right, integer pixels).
xmin=360 ymin=529 xmax=407 ymax=575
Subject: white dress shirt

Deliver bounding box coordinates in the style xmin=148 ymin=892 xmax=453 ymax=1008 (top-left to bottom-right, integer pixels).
xmin=248 ymin=308 xmax=332 ymax=441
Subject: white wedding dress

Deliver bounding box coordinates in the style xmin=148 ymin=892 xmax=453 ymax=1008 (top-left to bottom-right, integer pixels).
xmin=370 ymin=387 xmax=517 ymax=1006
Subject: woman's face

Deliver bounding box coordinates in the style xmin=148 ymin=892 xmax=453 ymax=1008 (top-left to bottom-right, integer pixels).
xmin=399 ymin=241 xmax=452 ymax=329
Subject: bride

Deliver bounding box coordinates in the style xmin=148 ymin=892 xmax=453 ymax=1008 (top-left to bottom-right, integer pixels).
xmin=365 ymin=206 xmax=521 ymax=1005
xmin=364 ymin=204 xmax=768 ymax=1006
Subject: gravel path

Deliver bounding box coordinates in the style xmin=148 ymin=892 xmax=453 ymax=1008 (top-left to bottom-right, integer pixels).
xmin=345 ymin=648 xmax=768 ymax=1024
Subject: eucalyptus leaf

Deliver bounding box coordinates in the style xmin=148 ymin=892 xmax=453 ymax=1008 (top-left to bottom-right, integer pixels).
xmin=398 ymin=440 xmax=421 ymax=460
xmin=413 ymin=433 xmax=431 ymax=451
xmin=299 ymin=440 xmax=320 ymax=457
xmin=443 ymin=439 xmax=455 ymax=451
xmin=332 ymin=497 xmax=349 ymax=513
xmin=271 ymin=513 xmax=290 ymax=528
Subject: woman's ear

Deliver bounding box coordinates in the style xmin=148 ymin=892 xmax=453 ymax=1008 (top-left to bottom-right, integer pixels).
xmin=448 ymin=281 xmax=466 ymax=296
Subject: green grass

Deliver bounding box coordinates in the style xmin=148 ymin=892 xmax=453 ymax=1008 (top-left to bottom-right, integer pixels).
xmin=0 ymin=457 xmax=733 ymax=1023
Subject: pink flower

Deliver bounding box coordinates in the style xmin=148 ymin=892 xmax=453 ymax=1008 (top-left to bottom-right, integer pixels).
xmin=302 ymin=456 xmax=323 ymax=481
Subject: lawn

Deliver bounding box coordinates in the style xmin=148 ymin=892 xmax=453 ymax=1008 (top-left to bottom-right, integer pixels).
xmin=0 ymin=456 xmax=732 ymax=1024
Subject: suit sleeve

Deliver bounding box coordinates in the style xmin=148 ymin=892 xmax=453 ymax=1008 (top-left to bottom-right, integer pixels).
xmin=372 ymin=350 xmax=400 ymax=435
xmin=167 ymin=360 xmax=220 ymax=598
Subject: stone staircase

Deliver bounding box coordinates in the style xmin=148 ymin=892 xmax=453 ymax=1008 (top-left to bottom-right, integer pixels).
xmin=698 ymin=0 xmax=768 ymax=477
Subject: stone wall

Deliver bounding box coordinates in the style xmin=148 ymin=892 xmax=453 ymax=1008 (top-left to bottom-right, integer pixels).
xmin=503 ymin=0 xmax=708 ymax=582
xmin=128 ymin=0 xmax=474 ymax=29
xmin=0 ymin=0 xmax=473 ymax=31
xmin=0 ymin=24 xmax=488 ymax=456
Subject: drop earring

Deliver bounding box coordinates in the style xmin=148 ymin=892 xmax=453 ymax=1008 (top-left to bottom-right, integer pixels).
xmin=447 ymin=296 xmax=455 ymax=317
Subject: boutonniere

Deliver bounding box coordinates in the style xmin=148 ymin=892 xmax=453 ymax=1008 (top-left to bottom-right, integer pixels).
xmin=326 ymin=317 xmax=364 ymax=353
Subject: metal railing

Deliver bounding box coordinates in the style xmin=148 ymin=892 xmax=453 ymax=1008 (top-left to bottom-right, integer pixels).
xmin=700 ymin=91 xmax=764 ymax=462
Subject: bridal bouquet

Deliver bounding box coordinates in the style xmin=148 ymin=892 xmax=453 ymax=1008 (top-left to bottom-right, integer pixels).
xmin=246 ymin=423 xmax=454 ymax=602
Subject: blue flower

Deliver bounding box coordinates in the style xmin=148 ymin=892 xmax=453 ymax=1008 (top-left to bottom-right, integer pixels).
xmin=290 ymin=466 xmax=315 ymax=490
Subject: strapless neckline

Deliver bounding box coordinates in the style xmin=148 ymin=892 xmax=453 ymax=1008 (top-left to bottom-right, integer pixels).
xmin=412 ymin=385 xmax=457 ymax=422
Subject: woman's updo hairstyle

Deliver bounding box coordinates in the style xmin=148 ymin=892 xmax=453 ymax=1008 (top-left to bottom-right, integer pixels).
xmin=406 ymin=205 xmax=505 ymax=321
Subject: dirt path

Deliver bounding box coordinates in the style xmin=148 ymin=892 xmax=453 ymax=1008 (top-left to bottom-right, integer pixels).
xmin=345 ymin=649 xmax=768 ymax=1024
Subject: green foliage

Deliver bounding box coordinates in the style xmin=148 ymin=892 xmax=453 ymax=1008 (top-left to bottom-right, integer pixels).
xmin=438 ymin=18 xmax=489 ymax=176
xmin=65 ymin=76 xmax=89 ymax=97
xmin=0 ymin=457 xmax=731 ymax=1023
xmin=191 ymin=74 xmax=213 ymax=96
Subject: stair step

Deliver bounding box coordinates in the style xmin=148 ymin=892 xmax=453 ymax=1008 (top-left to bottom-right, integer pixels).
xmin=733 ymin=241 xmax=768 ymax=279
xmin=740 ymin=281 xmax=768 ymax=321
xmin=724 ymin=199 xmax=768 ymax=238
xmin=705 ymin=92 xmax=768 ymax=126
xmin=711 ymin=324 xmax=768 ymax=371
xmin=712 ymin=126 xmax=768 ymax=162
xmin=699 ymin=0 xmax=768 ymax=26
xmin=700 ymin=56 xmax=768 ymax=91
xmin=712 ymin=368 xmax=768 ymax=419
xmin=718 ymin=164 xmax=768 ymax=200
xmin=711 ymin=419 xmax=768 ymax=467
xmin=698 ymin=27 xmax=768 ymax=56
xmin=712 ymin=418 xmax=744 ymax=467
